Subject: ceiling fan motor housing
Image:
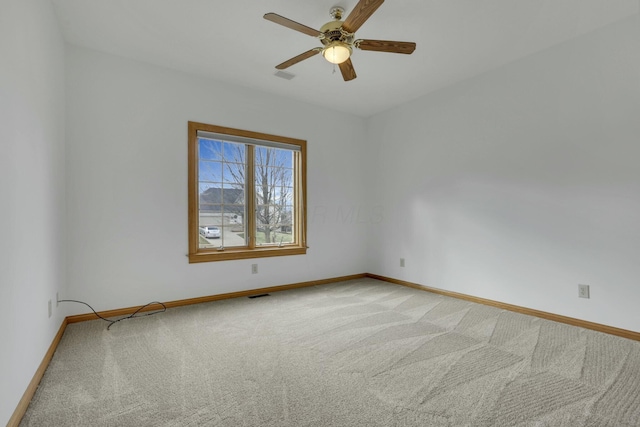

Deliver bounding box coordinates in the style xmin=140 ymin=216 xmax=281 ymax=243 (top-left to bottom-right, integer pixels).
xmin=319 ymin=20 xmax=354 ymax=46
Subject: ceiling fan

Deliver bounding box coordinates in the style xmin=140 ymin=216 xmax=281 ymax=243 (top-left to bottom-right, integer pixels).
xmin=264 ymin=0 xmax=416 ymax=81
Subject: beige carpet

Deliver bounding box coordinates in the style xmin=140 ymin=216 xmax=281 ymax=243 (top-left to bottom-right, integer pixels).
xmin=20 ymin=278 xmax=640 ymax=426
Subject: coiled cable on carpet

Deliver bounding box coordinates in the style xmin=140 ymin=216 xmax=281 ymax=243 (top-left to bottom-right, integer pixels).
xmin=59 ymin=299 xmax=167 ymax=330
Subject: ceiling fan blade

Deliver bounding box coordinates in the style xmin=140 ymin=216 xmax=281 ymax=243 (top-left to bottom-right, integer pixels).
xmin=356 ymin=39 xmax=416 ymax=54
xmin=339 ymin=58 xmax=357 ymax=81
xmin=275 ymin=49 xmax=320 ymax=70
xmin=264 ymin=13 xmax=322 ymax=37
xmin=342 ymin=0 xmax=384 ymax=33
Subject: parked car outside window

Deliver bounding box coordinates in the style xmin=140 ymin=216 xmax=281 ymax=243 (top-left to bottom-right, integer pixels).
xmin=199 ymin=226 xmax=221 ymax=239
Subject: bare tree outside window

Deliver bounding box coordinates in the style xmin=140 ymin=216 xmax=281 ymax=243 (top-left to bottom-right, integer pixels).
xmin=223 ymin=145 xmax=294 ymax=245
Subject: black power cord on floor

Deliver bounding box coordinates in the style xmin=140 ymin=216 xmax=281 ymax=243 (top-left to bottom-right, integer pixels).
xmin=59 ymin=299 xmax=167 ymax=330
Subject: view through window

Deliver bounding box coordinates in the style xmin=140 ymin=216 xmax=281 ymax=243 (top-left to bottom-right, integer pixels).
xmin=188 ymin=122 xmax=307 ymax=262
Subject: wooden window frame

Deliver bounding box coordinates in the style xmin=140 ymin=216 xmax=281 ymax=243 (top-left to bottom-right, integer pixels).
xmin=188 ymin=122 xmax=307 ymax=263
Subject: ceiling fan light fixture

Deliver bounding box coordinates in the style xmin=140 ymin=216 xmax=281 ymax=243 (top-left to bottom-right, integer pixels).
xmin=322 ymin=41 xmax=351 ymax=64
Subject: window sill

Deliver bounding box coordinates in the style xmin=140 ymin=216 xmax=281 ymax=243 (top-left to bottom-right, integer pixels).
xmin=188 ymin=246 xmax=307 ymax=263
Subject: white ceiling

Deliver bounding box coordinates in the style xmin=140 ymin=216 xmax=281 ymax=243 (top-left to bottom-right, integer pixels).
xmin=51 ymin=0 xmax=639 ymax=117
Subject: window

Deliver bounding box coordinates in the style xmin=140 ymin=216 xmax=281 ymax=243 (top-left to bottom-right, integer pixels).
xmin=188 ymin=122 xmax=307 ymax=262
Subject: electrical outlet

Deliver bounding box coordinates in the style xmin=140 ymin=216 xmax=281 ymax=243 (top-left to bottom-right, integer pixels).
xmin=251 ymin=264 xmax=258 ymax=274
xmin=578 ymin=284 xmax=590 ymax=299
xmin=48 ymin=300 xmax=52 ymax=318
xmin=400 ymin=258 xmax=405 ymax=267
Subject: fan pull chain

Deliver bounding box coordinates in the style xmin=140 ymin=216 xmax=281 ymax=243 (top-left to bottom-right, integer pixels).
xmin=333 ymin=63 xmax=336 ymax=74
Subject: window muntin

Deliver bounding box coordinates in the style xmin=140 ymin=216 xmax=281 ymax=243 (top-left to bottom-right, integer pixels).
xmin=188 ymin=122 xmax=307 ymax=262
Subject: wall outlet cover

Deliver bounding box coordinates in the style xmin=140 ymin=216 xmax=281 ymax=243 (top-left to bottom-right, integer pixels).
xmin=578 ymin=284 xmax=590 ymax=299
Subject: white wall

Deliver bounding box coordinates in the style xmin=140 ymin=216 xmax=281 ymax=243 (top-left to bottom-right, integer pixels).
xmin=0 ymin=0 xmax=66 ymax=424
xmin=366 ymin=14 xmax=640 ymax=332
xmin=64 ymin=45 xmax=368 ymax=312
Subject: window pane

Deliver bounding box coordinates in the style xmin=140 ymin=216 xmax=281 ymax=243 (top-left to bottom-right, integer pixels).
xmin=199 ymin=209 xmax=247 ymax=249
xmin=199 ymin=184 xmax=219 ymax=212
xmin=255 ymin=146 xmax=267 ymax=165
xmin=256 ymin=204 xmax=294 ymax=245
xmin=256 ymin=165 xmax=291 ymax=187
xmin=254 ymin=185 xmax=291 ymax=205
xmin=255 ymin=147 xmax=292 ymax=167
xmin=223 ymin=162 xmax=245 ymax=185
xmin=199 ymin=203 xmax=222 ymax=218
xmin=278 ymin=205 xmax=294 ymax=244
xmin=280 ymin=168 xmax=293 ymax=185
xmin=253 ymin=147 xmax=296 ymax=246
xmin=271 ymin=185 xmax=293 ymax=203
xmin=199 ymin=160 xmax=223 ymax=183
xmin=198 ymin=139 xmax=222 ymax=161
xmin=198 ymin=142 xmax=246 ymax=248
xmin=220 ymin=223 xmax=246 ymax=247
xmin=199 ymin=210 xmax=222 ymax=250
xmin=221 ymin=183 xmax=245 ymax=205
xmin=223 ymin=142 xmax=245 ymax=163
